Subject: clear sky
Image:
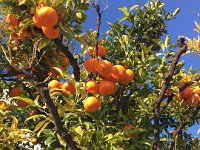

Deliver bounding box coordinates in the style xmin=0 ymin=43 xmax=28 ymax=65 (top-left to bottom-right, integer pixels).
xmin=85 ymin=0 xmax=200 ymax=137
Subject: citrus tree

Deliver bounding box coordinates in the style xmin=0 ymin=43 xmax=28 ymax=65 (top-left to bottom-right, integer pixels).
xmin=0 ymin=0 xmax=200 ymax=150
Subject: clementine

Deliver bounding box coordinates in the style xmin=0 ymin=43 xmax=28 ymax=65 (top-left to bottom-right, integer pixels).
xmin=17 ymin=100 xmax=29 ymax=108
xmin=61 ymin=82 xmax=76 ymax=94
xmin=37 ymin=6 xmax=58 ymax=27
xmin=99 ymin=80 xmax=117 ymax=96
xmin=83 ymin=58 xmax=98 ymax=73
xmin=33 ymin=14 xmax=42 ymax=28
xmin=84 ymin=96 xmax=100 ymax=112
xmin=85 ymin=80 xmax=99 ymax=94
xmin=121 ymin=69 xmax=134 ymax=85
xmin=5 ymin=14 xmax=19 ymax=26
xmin=42 ymin=26 xmax=60 ymax=39
xmin=180 ymin=86 xmax=193 ymax=98
xmin=88 ymin=45 xmax=107 ymax=57
xmin=10 ymin=87 xmax=21 ymax=97
xmin=96 ymin=60 xmax=113 ymax=77
xmin=19 ymin=30 xmax=32 ymax=42
xmin=48 ymin=80 xmax=62 ymax=91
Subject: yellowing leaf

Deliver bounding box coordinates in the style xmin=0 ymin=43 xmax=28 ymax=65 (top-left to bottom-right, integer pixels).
xmin=11 ymin=116 xmax=18 ymax=129
xmin=195 ymin=21 xmax=200 ymax=32
xmin=33 ymin=119 xmax=47 ymax=133
xmin=37 ymin=122 xmax=50 ymax=137
xmin=57 ymin=133 xmax=67 ymax=147
xmin=52 ymin=67 xmax=63 ymax=76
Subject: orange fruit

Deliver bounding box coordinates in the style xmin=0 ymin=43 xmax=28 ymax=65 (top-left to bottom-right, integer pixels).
xmin=123 ymin=124 xmax=135 ymax=139
xmin=5 ymin=14 xmax=19 ymax=26
xmin=83 ymin=58 xmax=98 ymax=73
xmin=29 ymin=109 xmax=38 ymax=117
xmin=37 ymin=2 xmax=46 ymax=9
xmin=121 ymin=69 xmax=134 ymax=85
xmin=96 ymin=60 xmax=113 ymax=77
xmin=84 ymin=96 xmax=100 ymax=112
xmin=0 ymin=101 xmax=10 ymax=111
xmin=33 ymin=14 xmax=42 ymax=28
xmin=111 ymin=65 xmax=126 ymax=82
xmin=17 ymin=100 xmax=29 ymax=108
xmin=85 ymin=80 xmax=99 ymax=94
xmin=10 ymin=87 xmax=21 ymax=97
xmin=48 ymin=80 xmax=62 ymax=93
xmin=99 ymin=80 xmax=117 ymax=96
xmin=11 ymin=32 xmax=19 ymax=41
xmin=42 ymin=26 xmax=60 ymax=39
xmin=180 ymin=86 xmax=193 ymax=98
xmin=165 ymin=89 xmax=173 ymax=96
xmin=61 ymin=82 xmax=76 ymax=94
xmin=31 ymin=138 xmax=38 ymax=145
xmin=19 ymin=30 xmax=32 ymax=42
xmin=88 ymin=45 xmax=107 ymax=57
xmin=185 ymin=96 xmax=199 ymax=107
xmin=37 ymin=6 xmax=58 ymax=27
xmin=15 ymin=74 xmax=25 ymax=79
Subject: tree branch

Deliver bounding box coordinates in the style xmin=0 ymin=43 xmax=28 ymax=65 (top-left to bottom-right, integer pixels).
xmin=153 ymin=37 xmax=187 ymax=150
xmin=53 ymin=38 xmax=80 ymax=81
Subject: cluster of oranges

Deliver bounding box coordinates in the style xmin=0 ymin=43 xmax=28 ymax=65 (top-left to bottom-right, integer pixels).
xmin=174 ymin=76 xmax=200 ymax=107
xmin=83 ymin=45 xmax=134 ymax=112
xmin=33 ymin=2 xmax=61 ymax=39
xmin=6 ymin=14 xmax=32 ymax=45
xmin=48 ymin=80 xmax=76 ymax=95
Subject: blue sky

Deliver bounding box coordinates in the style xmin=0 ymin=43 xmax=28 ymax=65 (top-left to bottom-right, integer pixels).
xmin=86 ymin=0 xmax=200 ymax=137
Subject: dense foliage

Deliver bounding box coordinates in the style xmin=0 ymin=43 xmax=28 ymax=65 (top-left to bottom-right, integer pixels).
xmin=0 ymin=0 xmax=199 ymax=150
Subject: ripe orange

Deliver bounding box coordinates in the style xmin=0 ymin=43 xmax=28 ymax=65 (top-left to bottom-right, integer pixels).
xmin=29 ymin=109 xmax=38 ymax=117
xmin=17 ymin=100 xmax=29 ymax=108
xmin=33 ymin=14 xmax=42 ymax=28
xmin=185 ymin=96 xmax=199 ymax=107
xmin=0 ymin=101 xmax=10 ymax=111
xmin=37 ymin=6 xmax=58 ymax=27
xmin=96 ymin=60 xmax=113 ymax=77
xmin=48 ymin=80 xmax=62 ymax=93
xmin=37 ymin=2 xmax=46 ymax=9
xmin=5 ymin=14 xmax=19 ymax=26
xmin=61 ymin=82 xmax=76 ymax=94
xmin=10 ymin=87 xmax=21 ymax=97
xmin=99 ymin=80 xmax=117 ymax=96
xmin=123 ymin=124 xmax=135 ymax=139
xmin=165 ymin=89 xmax=173 ymax=96
xmin=42 ymin=26 xmax=60 ymax=39
xmin=19 ymin=30 xmax=32 ymax=42
xmin=84 ymin=96 xmax=100 ymax=112
xmin=111 ymin=65 xmax=126 ymax=82
xmin=180 ymin=86 xmax=193 ymax=98
xmin=85 ymin=80 xmax=99 ymax=94
xmin=83 ymin=58 xmax=98 ymax=73
xmin=31 ymin=138 xmax=38 ymax=145
xmin=15 ymin=74 xmax=25 ymax=79
xmin=121 ymin=69 xmax=134 ymax=85
xmin=88 ymin=45 xmax=107 ymax=57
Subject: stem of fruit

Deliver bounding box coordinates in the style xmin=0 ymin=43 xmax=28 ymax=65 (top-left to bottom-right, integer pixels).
xmin=153 ymin=37 xmax=187 ymax=150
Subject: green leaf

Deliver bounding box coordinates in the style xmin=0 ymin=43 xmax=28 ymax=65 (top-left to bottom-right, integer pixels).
xmin=37 ymin=121 xmax=50 ymax=137
xmin=118 ymin=7 xmax=129 ymax=16
xmin=38 ymin=37 xmax=50 ymax=50
xmin=33 ymin=119 xmax=47 ymax=133
xmin=129 ymin=5 xmax=139 ymax=12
